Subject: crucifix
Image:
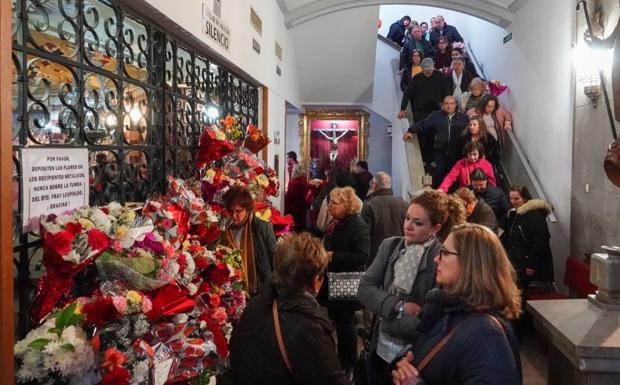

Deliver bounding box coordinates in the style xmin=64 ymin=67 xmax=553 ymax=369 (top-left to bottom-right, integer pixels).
xmin=315 ymin=123 xmax=354 ymax=165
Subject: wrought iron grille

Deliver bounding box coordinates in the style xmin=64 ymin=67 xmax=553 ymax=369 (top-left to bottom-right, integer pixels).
xmin=11 ymin=0 xmax=259 ymax=338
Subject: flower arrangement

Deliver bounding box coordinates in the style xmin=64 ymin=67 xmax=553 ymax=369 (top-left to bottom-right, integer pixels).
xmin=489 ymin=79 xmax=508 ymax=96
xmin=243 ymin=123 xmax=271 ymax=154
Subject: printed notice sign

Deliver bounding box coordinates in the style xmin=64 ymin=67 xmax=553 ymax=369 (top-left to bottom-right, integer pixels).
xmin=203 ymin=2 xmax=231 ymax=51
xmin=21 ymin=148 xmax=89 ymax=231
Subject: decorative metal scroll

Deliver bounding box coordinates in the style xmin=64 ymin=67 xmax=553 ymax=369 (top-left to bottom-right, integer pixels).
xmin=11 ymin=0 xmax=259 ymax=337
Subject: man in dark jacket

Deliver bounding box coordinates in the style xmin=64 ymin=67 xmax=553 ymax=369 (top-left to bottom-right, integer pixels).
xmin=361 ymin=172 xmax=409 ymax=265
xmin=352 ymin=161 xmax=373 ymax=199
xmin=400 ymin=25 xmax=434 ymax=72
xmin=430 ymin=15 xmax=464 ymax=48
xmin=470 ymin=168 xmax=511 ymax=221
xmin=399 ymin=58 xmax=449 ymax=165
xmin=387 ymin=16 xmax=411 ymax=46
xmin=404 ymin=95 xmax=468 ymax=187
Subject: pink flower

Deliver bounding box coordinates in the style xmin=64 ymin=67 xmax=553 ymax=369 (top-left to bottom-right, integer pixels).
xmin=210 ymin=306 xmax=228 ymax=326
xmin=112 ymin=296 xmax=128 ymax=313
xmin=141 ymin=296 xmax=152 ymax=313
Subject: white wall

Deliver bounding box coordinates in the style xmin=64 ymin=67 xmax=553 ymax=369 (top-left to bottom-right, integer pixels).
xmin=289 ymin=6 xmax=380 ymax=104
xmin=266 ymin=89 xmax=287 ymax=211
xmin=145 ymin=0 xmax=301 ymax=108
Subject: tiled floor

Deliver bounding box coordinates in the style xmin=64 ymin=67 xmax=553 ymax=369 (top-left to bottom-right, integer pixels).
xmin=521 ymin=336 xmax=548 ymax=385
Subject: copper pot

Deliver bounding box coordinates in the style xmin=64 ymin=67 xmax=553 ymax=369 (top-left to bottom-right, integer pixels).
xmin=604 ymin=138 xmax=620 ymax=187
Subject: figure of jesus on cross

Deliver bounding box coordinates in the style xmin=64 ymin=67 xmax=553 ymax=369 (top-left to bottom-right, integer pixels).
xmin=315 ymin=122 xmax=353 ymax=166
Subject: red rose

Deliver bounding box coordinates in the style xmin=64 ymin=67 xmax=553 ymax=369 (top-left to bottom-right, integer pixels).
xmin=161 ymin=218 xmax=173 ymax=230
xmin=208 ymin=263 xmax=230 ymax=285
xmin=209 ymin=294 xmax=221 ymax=307
xmin=87 ymin=228 xmax=110 ymax=251
xmin=82 ymin=297 xmax=120 ymax=327
xmin=48 ymin=230 xmax=75 ymax=256
xmin=102 ymin=366 xmax=130 ymax=385
xmin=65 ymin=222 xmax=83 ymax=235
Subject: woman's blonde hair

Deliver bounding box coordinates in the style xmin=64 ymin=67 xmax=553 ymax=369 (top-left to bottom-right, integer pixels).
xmin=330 ymin=187 xmax=362 ymax=215
xmin=410 ymin=190 xmax=466 ymax=240
xmin=291 ymin=164 xmax=306 ymax=179
xmin=272 ymin=232 xmax=328 ymax=292
xmin=446 ymin=223 xmax=522 ymax=319
xmin=453 ymin=187 xmax=476 ymax=205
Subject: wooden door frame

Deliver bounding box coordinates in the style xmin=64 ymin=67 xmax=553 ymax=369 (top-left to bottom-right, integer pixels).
xmin=1 ymin=0 xmax=15 ymax=383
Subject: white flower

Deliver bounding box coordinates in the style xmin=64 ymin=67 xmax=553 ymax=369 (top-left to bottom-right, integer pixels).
xmin=62 ymin=249 xmax=81 ymax=264
xmin=89 ymin=209 xmax=112 ymax=233
xmin=107 ymin=202 xmax=123 ymax=216
xmin=186 ymin=283 xmax=198 ymax=296
xmin=173 ymin=313 xmax=189 ymax=324
xmin=16 ymin=351 xmax=45 ymax=383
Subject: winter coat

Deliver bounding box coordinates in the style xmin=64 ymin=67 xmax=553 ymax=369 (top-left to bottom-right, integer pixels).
xmin=409 ymin=110 xmax=469 ymax=154
xmin=251 ymin=216 xmax=278 ymax=291
xmin=429 ymin=24 xmax=464 ymax=47
xmin=459 ymin=91 xmax=488 ymax=113
xmin=354 ymin=170 xmax=373 ymax=199
xmin=469 ymin=198 xmax=498 ymax=232
xmin=454 ymin=132 xmax=500 ymax=165
xmin=500 ymin=199 xmax=554 ymax=283
xmin=406 ymin=289 xmax=521 ymax=385
xmin=433 ymin=51 xmax=452 ymax=71
xmin=230 ymin=286 xmax=348 ymax=385
xmin=438 ymin=157 xmax=496 ymax=193
xmin=361 ymin=189 xmax=409 ymax=265
xmin=284 ymin=176 xmax=310 ymax=231
xmin=467 ymin=106 xmax=514 ymax=147
xmin=401 ymin=71 xmax=449 ymax=114
xmin=387 ymin=20 xmax=407 ymax=46
xmin=475 ymin=185 xmax=511 ymax=221
xmin=400 ymin=35 xmax=434 ymax=70
xmin=320 ymin=213 xmax=370 ymax=311
xmin=447 ymin=70 xmax=474 ymax=94
xmin=358 ymin=237 xmax=440 ymax=347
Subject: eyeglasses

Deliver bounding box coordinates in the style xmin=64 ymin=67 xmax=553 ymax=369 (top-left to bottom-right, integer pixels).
xmin=438 ymin=247 xmax=460 ymax=259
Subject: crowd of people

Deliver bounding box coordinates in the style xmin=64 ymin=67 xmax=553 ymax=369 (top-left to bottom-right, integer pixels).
xmin=227 ymin=13 xmax=555 ymax=385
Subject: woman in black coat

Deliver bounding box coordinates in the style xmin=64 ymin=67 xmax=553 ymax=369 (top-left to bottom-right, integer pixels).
xmin=322 ymin=186 xmax=370 ymax=376
xmin=230 ymin=232 xmax=348 ymax=385
xmin=500 ymin=185 xmax=554 ymax=288
xmin=392 ymin=224 xmax=522 ymax=385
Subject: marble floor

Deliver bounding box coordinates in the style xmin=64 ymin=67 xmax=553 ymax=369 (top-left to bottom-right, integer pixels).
xmin=521 ymin=335 xmax=549 ymax=385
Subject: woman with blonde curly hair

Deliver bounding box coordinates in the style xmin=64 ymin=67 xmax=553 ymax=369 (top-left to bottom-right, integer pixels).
xmin=320 ymin=186 xmax=370 ymax=378
xmin=358 ymin=190 xmax=466 ymax=385
xmin=392 ymin=223 xmax=522 ymax=385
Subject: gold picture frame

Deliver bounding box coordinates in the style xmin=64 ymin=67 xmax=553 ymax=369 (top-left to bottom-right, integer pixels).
xmin=298 ymin=110 xmax=369 ymax=177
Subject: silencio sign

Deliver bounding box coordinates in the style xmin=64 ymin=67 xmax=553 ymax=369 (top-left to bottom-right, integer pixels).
xmin=202 ymin=2 xmax=231 ymax=51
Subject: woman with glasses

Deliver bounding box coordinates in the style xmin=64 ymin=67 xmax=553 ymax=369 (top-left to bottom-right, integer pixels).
xmin=392 ymin=224 xmax=522 ymax=385
xmin=433 ymin=36 xmax=452 ymax=74
xmin=358 ymin=190 xmax=465 ymax=385
xmin=321 ymin=186 xmax=370 ymax=379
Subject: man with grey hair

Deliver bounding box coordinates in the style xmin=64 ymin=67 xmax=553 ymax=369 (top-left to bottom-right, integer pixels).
xmin=361 ymin=172 xmax=409 ymax=265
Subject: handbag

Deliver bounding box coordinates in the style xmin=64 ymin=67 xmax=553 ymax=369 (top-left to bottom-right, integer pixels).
xmin=327 ymin=271 xmax=364 ymax=301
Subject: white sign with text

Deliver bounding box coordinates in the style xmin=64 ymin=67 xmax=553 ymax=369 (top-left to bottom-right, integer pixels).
xmin=202 ymin=2 xmax=231 ymax=51
xmin=21 ymin=148 xmax=89 ymax=231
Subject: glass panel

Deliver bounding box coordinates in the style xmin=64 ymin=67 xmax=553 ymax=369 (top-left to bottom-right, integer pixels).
xmin=195 ymin=56 xmax=208 ymax=101
xmin=26 ymin=55 xmax=78 ymax=145
xmin=176 ymin=46 xmax=192 ymax=97
xmin=175 ymin=98 xmax=192 ymax=146
xmin=176 ymin=149 xmax=193 ymax=179
xmin=83 ymin=0 xmax=119 ymax=72
xmin=84 ymin=72 xmax=119 ymax=145
xmin=209 ymin=62 xmax=220 ymax=106
xmin=123 ymin=16 xmax=149 ymax=82
xmin=164 ymin=93 xmax=174 ymax=145
xmin=13 ymin=0 xmax=22 ymax=44
xmin=122 ymin=150 xmax=148 ymax=202
xmin=12 ymin=52 xmax=22 ymax=144
xmin=122 ymin=83 xmax=148 ymax=144
xmin=89 ymin=150 xmax=120 ymax=205
xmin=27 ymin=0 xmax=79 ymax=60
xmin=165 ymin=149 xmax=174 ymax=178
xmin=165 ymin=39 xmax=174 ymax=89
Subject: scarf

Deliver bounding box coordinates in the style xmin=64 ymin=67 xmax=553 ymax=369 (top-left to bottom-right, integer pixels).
xmin=392 ymin=237 xmax=435 ymax=294
xmin=224 ymin=215 xmax=257 ymax=293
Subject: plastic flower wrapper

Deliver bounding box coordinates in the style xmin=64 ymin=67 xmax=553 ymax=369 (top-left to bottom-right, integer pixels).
xmin=489 ymin=79 xmax=508 ymax=96
xmin=243 ymin=123 xmax=271 ymax=154
xmin=96 ymin=247 xmax=171 ymax=292
xmin=196 ymin=125 xmax=235 ymax=168
xmin=31 ymin=214 xmax=113 ymax=324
